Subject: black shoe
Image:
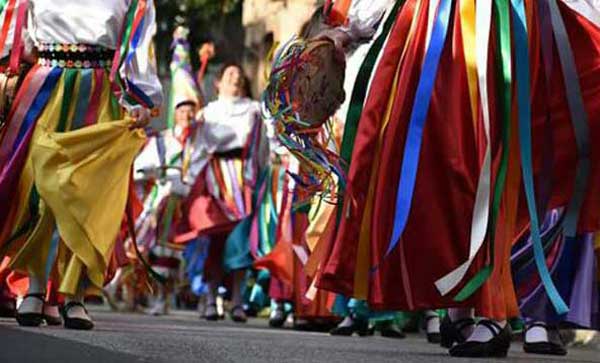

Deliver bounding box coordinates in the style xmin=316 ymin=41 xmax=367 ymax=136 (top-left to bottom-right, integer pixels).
xmin=330 ymin=317 xmax=370 ymax=337
xmin=43 ymin=305 xmax=63 ymax=326
xmin=269 ymin=308 xmax=287 ymax=328
xmin=449 ymin=319 xmax=512 ymax=358
xmin=0 ymin=299 xmax=16 ymax=318
xmin=62 ymin=301 xmax=94 ymax=330
xmin=424 ymin=314 xmax=441 ymax=344
xmin=377 ymin=322 xmax=406 ymax=339
xmin=203 ymin=303 xmax=219 ymax=321
xmin=523 ymin=323 xmax=567 ymax=356
xmin=230 ymin=305 xmax=247 ymax=323
xmin=440 ymin=315 xmax=475 ymax=348
xmin=15 ymin=293 xmax=45 ymax=327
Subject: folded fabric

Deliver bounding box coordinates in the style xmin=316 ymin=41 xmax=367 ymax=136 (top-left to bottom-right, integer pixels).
xmin=30 ymin=120 xmax=146 ymax=292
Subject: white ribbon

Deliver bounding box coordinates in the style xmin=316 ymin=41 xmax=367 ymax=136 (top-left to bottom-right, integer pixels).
xmin=425 ymin=0 xmax=442 ymax=49
xmin=435 ymin=0 xmax=493 ymax=295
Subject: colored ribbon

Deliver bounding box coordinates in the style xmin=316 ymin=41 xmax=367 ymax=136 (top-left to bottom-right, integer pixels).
xmin=454 ymin=0 xmax=513 ymax=301
xmin=387 ymin=0 xmax=453 ymax=256
xmin=8 ymin=0 xmax=27 ymax=73
xmin=71 ymin=69 xmax=93 ymax=130
xmin=512 ymin=0 xmax=568 ymax=314
xmin=337 ymin=0 xmax=403 ymax=217
xmin=547 ymin=0 xmax=591 ymax=239
xmin=436 ymin=0 xmax=493 ymax=296
xmin=0 ymin=0 xmax=16 ymax=58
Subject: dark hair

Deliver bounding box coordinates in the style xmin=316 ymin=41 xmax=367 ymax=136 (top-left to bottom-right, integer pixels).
xmin=217 ymin=62 xmax=253 ymax=99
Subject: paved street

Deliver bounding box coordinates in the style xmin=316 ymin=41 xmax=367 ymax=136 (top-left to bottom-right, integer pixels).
xmin=0 ymin=308 xmax=598 ymax=363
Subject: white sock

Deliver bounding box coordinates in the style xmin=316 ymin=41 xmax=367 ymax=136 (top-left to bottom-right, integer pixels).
xmin=525 ymin=323 xmax=549 ymax=343
xmin=338 ymin=316 xmax=355 ymax=328
xmin=64 ymin=298 xmax=91 ymax=321
xmin=424 ymin=310 xmax=440 ymax=334
xmin=43 ymin=304 xmax=60 ymax=318
xmin=18 ymin=295 xmax=44 ymax=314
xmin=468 ymin=320 xmax=507 ymax=343
xmin=18 ymin=277 xmax=45 ymax=314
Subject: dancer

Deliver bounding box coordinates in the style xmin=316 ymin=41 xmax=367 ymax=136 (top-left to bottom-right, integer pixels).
xmin=183 ymin=63 xmax=269 ymax=322
xmin=0 ymin=0 xmax=162 ymax=330
xmin=267 ymin=0 xmax=600 ymax=357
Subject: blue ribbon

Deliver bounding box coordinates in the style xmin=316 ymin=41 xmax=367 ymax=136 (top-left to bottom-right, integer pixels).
xmin=387 ymin=0 xmax=453 ymax=255
xmin=14 ymin=68 xmax=63 ymax=148
xmin=511 ymin=0 xmax=568 ymax=314
xmin=71 ymin=69 xmax=93 ymax=130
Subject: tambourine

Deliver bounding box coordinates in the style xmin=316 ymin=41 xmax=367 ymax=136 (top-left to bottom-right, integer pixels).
xmin=263 ymin=38 xmax=346 ymax=130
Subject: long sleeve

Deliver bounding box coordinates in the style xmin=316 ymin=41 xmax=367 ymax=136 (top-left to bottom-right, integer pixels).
xmin=118 ymin=0 xmax=163 ymax=112
xmin=339 ymin=0 xmax=393 ymax=41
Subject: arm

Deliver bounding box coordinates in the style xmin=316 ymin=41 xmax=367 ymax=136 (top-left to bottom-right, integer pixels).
xmin=317 ymin=0 xmax=390 ymax=52
xmin=339 ymin=0 xmax=390 ymax=42
xmin=118 ymin=0 xmax=163 ymax=122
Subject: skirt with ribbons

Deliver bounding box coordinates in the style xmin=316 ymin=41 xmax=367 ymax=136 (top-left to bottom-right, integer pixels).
xmin=318 ymin=0 xmax=600 ymax=320
xmin=0 ymin=57 xmax=145 ymax=296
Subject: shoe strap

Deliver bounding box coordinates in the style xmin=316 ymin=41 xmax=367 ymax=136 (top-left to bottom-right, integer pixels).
xmin=423 ymin=314 xmax=440 ymax=323
xmin=63 ymin=301 xmax=89 ymax=315
xmin=23 ymin=293 xmax=46 ymax=302
xmin=526 ymin=322 xmax=548 ymax=331
xmin=477 ymin=319 xmax=503 ymax=337
xmin=453 ymin=317 xmax=476 ymax=332
xmin=230 ymin=305 xmax=244 ymax=314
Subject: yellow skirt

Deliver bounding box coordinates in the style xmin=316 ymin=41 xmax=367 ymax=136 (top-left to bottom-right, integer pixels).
xmin=2 ymin=65 xmax=145 ymax=296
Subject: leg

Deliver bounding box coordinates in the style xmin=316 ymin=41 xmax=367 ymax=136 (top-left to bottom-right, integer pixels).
xmin=229 ymin=269 xmax=247 ymax=323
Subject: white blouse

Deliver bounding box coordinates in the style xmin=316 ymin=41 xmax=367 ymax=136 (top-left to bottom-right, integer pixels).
xmin=186 ymin=96 xmax=269 ymax=183
xmin=0 ymin=0 xmax=163 ymax=110
xmin=340 ymin=0 xmax=394 ymax=41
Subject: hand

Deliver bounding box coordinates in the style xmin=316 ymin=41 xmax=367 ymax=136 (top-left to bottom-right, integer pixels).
xmin=129 ymin=107 xmax=152 ymax=129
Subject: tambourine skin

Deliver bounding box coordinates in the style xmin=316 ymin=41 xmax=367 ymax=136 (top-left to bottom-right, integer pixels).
xmin=291 ymin=40 xmax=346 ymax=129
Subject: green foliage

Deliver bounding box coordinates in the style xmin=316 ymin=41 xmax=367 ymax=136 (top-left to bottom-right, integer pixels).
xmin=153 ymin=0 xmax=244 ymax=75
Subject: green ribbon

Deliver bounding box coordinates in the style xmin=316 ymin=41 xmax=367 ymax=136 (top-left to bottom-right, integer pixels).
xmin=0 ymin=0 xmax=9 ymax=14
xmin=455 ymin=0 xmax=512 ymax=301
xmin=336 ymin=0 xmax=403 ymax=226
xmin=56 ymin=69 xmax=77 ymax=132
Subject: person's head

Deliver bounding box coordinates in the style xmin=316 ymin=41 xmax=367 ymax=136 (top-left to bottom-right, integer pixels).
xmin=174 ymin=101 xmax=196 ymax=127
xmin=216 ymin=63 xmax=247 ymax=98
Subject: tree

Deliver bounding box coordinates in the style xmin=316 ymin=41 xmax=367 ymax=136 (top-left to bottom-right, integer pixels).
xmin=154 ymin=0 xmax=244 ymax=76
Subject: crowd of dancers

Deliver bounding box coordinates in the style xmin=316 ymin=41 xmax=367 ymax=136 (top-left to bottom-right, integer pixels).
xmin=0 ymin=0 xmax=599 ymax=359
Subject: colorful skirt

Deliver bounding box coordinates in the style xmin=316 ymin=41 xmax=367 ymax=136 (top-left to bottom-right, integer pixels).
xmin=318 ymin=1 xmax=600 ymax=320
xmin=0 ymin=57 xmax=144 ymax=296
xmin=512 ymin=210 xmax=599 ymax=329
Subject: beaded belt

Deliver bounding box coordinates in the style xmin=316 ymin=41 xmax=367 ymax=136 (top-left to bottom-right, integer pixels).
xmin=37 ymin=43 xmax=115 ymax=69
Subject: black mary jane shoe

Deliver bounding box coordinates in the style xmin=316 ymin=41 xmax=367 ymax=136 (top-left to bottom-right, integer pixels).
xmin=330 ymin=316 xmax=371 ymax=337
xmin=424 ymin=315 xmax=441 ymax=344
xmin=449 ymin=319 xmax=512 ymax=358
xmin=439 ymin=315 xmax=475 ymax=348
xmin=269 ymin=308 xmax=288 ymax=328
xmin=203 ymin=303 xmax=220 ymax=321
xmin=523 ymin=323 xmax=567 ymax=356
xmin=377 ymin=321 xmax=406 ymax=339
xmin=43 ymin=305 xmax=63 ymax=326
xmin=230 ymin=305 xmax=248 ymax=323
xmin=15 ymin=293 xmax=45 ymax=327
xmin=62 ymin=301 xmax=94 ymax=330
